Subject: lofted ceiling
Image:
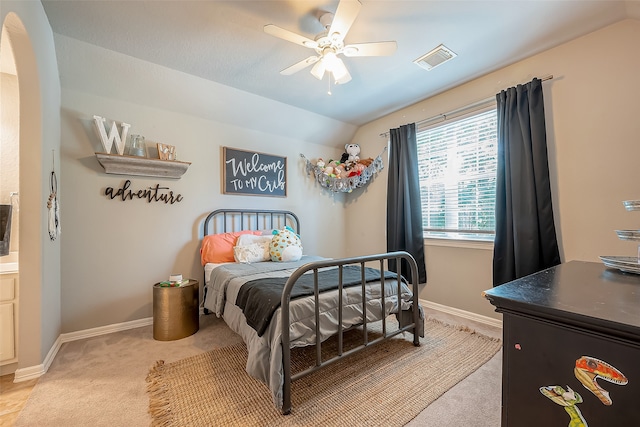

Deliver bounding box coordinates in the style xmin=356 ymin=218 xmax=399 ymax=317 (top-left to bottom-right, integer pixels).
xmin=41 ymin=0 xmax=637 ymax=126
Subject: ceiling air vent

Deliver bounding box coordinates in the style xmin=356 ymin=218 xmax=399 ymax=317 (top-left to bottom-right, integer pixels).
xmin=414 ymin=44 xmax=457 ymax=71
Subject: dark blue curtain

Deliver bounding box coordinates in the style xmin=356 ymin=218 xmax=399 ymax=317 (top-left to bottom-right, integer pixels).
xmin=493 ymin=78 xmax=561 ymax=286
xmin=387 ymin=123 xmax=427 ymax=283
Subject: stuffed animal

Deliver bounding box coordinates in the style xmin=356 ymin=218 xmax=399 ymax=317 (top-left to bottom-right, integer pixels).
xmin=345 ymin=144 xmax=360 ymax=162
xmin=270 ymin=226 xmax=303 ymax=262
xmin=358 ymin=157 xmax=374 ymax=167
xmin=349 ymin=162 xmax=366 ymax=177
xmin=340 ymin=144 xmax=360 ymax=163
xmin=316 ymin=158 xmax=325 ymax=169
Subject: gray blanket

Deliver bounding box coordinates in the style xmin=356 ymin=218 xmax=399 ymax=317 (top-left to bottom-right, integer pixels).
xmin=237 ymin=266 xmax=398 ymax=336
xmin=202 ymin=257 xmax=417 ymax=410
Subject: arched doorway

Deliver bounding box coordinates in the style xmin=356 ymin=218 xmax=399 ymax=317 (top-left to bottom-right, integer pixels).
xmin=0 ymin=11 xmax=49 ymax=379
xmin=0 ymin=18 xmax=21 ymax=375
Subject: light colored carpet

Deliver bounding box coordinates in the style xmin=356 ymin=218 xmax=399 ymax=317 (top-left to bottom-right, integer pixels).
xmin=146 ymin=318 xmax=501 ymax=427
xmin=14 ymin=310 xmax=503 ymax=426
xmin=14 ymin=315 xmax=243 ymax=427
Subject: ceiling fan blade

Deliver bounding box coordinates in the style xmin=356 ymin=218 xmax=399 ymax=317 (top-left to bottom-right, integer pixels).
xmin=280 ymin=56 xmax=320 ymax=75
xmin=328 ymin=0 xmax=362 ymax=43
xmin=264 ymin=24 xmax=318 ymax=49
xmin=310 ymin=60 xmax=326 ymax=80
xmin=343 ymin=41 xmax=397 ymax=57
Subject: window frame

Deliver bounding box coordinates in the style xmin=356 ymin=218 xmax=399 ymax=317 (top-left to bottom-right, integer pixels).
xmin=416 ymin=101 xmax=498 ymax=246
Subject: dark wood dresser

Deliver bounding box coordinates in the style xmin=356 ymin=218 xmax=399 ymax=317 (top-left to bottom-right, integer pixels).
xmin=484 ymin=261 xmax=639 ymax=426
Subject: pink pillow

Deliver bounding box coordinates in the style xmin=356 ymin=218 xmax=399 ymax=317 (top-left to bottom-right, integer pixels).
xmin=200 ymin=230 xmax=261 ymax=265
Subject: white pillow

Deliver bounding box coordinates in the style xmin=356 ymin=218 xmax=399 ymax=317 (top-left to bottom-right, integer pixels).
xmin=236 ymin=233 xmax=273 ymax=247
xmin=234 ymin=242 xmax=271 ymax=263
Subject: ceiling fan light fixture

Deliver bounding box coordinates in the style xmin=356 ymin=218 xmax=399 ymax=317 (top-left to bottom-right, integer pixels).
xmin=334 ymin=70 xmax=352 ymax=85
xmin=310 ymin=60 xmax=326 ymax=80
xmin=322 ymin=50 xmax=339 ymax=71
xmin=329 ymin=57 xmax=349 ymax=81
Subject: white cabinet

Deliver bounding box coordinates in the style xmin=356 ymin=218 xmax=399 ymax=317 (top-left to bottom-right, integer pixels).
xmin=0 ymin=273 xmax=18 ymax=364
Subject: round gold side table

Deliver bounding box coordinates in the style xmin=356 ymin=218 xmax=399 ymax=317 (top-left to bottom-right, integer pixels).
xmin=153 ymin=279 xmax=199 ymax=341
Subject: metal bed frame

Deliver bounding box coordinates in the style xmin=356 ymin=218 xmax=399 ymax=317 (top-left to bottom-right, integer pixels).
xmin=202 ymin=208 xmax=300 ymax=315
xmin=202 ymin=209 xmax=421 ymax=415
xmin=203 ymin=208 xmax=300 ymax=236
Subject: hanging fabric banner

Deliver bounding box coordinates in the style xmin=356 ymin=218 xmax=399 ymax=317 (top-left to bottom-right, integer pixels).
xmin=48 ymin=152 xmax=61 ymax=241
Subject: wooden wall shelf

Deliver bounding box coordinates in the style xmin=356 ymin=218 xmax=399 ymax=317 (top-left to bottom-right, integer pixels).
xmin=95 ymin=153 xmax=191 ymax=179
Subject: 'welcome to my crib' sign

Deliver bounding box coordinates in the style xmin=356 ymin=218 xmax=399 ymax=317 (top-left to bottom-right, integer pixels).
xmin=222 ymin=147 xmax=287 ymax=197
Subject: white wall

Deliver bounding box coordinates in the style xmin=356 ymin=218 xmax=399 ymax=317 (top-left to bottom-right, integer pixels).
xmin=57 ymin=36 xmax=351 ymax=332
xmin=348 ymin=19 xmax=640 ymax=319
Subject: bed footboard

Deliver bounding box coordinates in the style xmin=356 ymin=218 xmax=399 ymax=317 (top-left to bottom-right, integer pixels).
xmin=280 ymin=251 xmax=421 ymax=415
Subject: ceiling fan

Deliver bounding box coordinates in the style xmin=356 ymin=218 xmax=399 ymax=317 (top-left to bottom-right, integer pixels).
xmin=264 ymin=0 xmax=397 ymax=87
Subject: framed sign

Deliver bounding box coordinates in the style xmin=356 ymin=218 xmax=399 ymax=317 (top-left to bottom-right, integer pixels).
xmin=222 ymin=147 xmax=287 ymax=197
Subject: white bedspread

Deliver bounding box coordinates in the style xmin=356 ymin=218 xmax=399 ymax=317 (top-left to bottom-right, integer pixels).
xmin=203 ymin=256 xmax=415 ymax=409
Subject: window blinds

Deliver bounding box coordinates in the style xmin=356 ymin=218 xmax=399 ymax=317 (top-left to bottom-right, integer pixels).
xmin=417 ymin=107 xmax=497 ymax=240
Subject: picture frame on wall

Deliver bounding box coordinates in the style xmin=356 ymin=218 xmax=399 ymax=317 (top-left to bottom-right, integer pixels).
xmin=222 ymin=147 xmax=287 ymax=197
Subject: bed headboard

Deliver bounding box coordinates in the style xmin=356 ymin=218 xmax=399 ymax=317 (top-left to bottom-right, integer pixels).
xmin=203 ymin=209 xmax=300 ymax=236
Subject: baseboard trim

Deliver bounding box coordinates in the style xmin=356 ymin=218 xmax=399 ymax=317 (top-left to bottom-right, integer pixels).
xmin=59 ymin=317 xmax=153 ymax=343
xmin=420 ymin=299 xmax=503 ymax=329
xmin=13 ymin=334 xmax=62 ymax=383
xmin=13 ymin=317 xmax=153 ymax=383
xmin=14 ymin=302 xmax=499 ymax=383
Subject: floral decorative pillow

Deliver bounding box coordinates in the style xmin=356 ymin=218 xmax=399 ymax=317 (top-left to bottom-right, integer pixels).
xmin=233 ymin=234 xmax=273 ymax=263
xmin=236 ymin=234 xmax=273 ymax=247
xmin=234 ymin=242 xmax=271 ymax=263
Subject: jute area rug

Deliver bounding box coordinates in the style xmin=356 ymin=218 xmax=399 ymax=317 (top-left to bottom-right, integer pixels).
xmin=146 ymin=318 xmax=501 ymax=427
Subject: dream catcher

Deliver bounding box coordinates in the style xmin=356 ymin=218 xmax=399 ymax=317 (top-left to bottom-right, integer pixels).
xmin=48 ymin=152 xmax=60 ymax=241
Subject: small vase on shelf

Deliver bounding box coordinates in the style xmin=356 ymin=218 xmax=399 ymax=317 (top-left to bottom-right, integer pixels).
xmin=128 ymin=134 xmax=146 ymax=157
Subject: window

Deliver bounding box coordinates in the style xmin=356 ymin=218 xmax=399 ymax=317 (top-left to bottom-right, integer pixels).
xmin=417 ymin=106 xmax=497 ymax=242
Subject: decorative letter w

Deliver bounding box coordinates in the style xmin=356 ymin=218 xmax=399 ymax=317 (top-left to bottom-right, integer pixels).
xmin=93 ymin=115 xmax=130 ymax=155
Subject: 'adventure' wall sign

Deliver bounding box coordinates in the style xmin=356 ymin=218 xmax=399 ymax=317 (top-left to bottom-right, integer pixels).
xmin=223 ymin=147 xmax=287 ymax=197
xmin=105 ymin=180 xmax=183 ymax=204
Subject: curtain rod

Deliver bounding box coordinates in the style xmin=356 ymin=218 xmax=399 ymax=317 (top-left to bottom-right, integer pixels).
xmin=379 ymin=75 xmax=553 ymax=138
